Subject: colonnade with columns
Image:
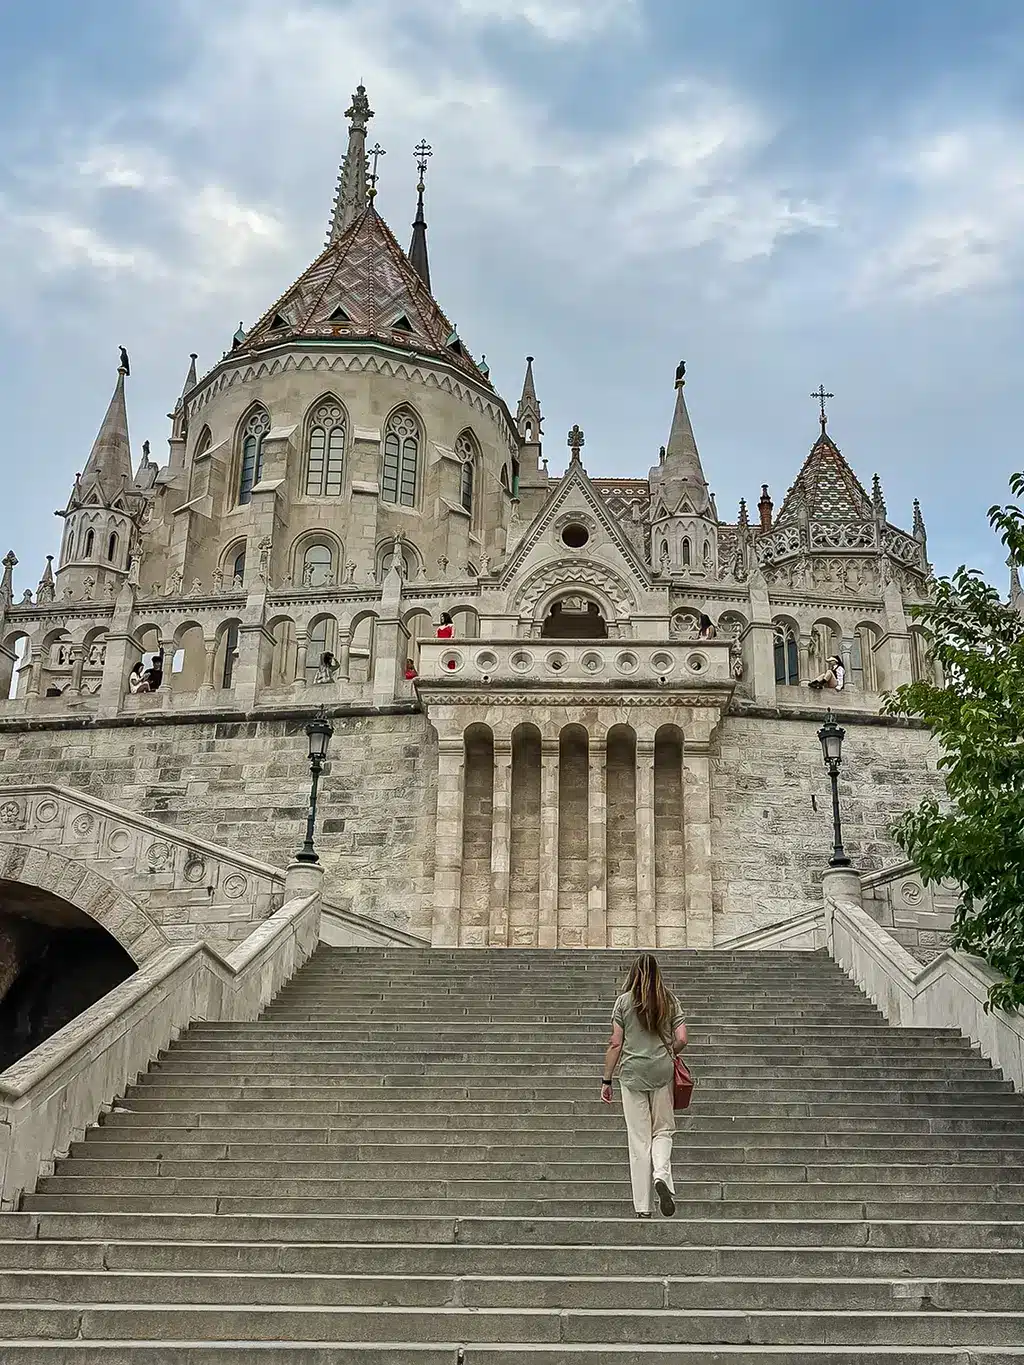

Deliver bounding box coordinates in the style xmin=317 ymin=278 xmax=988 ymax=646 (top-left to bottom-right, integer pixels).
xmin=423 ymin=704 xmax=723 ymax=949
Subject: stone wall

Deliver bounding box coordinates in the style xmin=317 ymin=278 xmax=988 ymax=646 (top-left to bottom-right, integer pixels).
xmin=0 ymin=704 xmax=944 ymax=948
xmin=712 ymin=710 xmax=945 ymax=943
xmin=0 ymin=711 xmax=437 ymax=938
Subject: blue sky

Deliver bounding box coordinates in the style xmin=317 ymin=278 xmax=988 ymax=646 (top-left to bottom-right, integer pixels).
xmin=2 ymin=0 xmax=1024 ymax=593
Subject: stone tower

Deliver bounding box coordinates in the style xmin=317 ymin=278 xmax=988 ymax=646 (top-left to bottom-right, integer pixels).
xmin=648 ymin=363 xmax=718 ymax=579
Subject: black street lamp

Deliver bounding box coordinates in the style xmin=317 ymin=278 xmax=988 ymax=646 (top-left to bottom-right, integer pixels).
xmin=817 ymin=707 xmax=850 ymax=868
xmin=295 ymin=705 xmax=334 ymax=864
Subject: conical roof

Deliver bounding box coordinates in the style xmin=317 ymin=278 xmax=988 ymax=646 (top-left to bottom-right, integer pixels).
xmin=80 ymin=367 xmax=132 ymax=503
xmin=237 ymin=203 xmax=489 ymax=384
xmin=649 ymin=370 xmax=711 ymax=517
xmin=774 ymin=427 xmax=873 ymax=526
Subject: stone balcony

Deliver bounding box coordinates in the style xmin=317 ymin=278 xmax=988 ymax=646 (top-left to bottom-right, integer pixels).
xmin=414 ymin=637 xmax=735 ymax=694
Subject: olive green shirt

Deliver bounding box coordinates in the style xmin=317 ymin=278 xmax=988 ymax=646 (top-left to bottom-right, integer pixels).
xmin=611 ymin=992 xmax=686 ymax=1093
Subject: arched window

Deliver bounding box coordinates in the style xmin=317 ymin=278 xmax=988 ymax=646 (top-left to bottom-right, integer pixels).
xmin=106 ymin=532 xmax=118 ymax=563
xmin=702 ymin=540 xmax=712 ymax=568
xmin=238 ymin=407 xmax=270 ymax=505
xmin=381 ymin=410 xmax=419 ymax=508
xmin=774 ymin=626 xmax=799 ymax=684
xmin=681 ymin=538 xmax=691 ymax=567
xmin=230 ymin=547 xmax=246 ymax=586
xmin=305 ymin=617 xmax=331 ymax=684
xmin=305 ymin=398 xmax=346 ymax=497
xmin=84 ymin=529 xmax=95 ymax=558
xmin=222 ymin=625 xmax=239 ymax=688
xmin=194 ymin=426 xmax=213 ymax=460
xmin=302 ymin=543 xmax=333 ymax=588
xmin=456 ymin=431 xmax=478 ymax=516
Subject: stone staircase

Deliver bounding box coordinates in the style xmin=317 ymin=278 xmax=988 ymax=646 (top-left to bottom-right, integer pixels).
xmin=1 ymin=946 xmax=1023 ymax=1362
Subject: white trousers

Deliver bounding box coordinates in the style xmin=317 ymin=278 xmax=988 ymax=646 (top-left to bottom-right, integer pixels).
xmin=620 ymin=1082 xmax=675 ymax=1214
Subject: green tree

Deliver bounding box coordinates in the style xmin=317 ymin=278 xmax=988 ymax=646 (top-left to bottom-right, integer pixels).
xmin=884 ymin=473 xmax=1024 ymax=1012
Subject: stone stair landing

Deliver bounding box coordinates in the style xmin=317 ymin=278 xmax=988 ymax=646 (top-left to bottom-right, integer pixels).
xmin=0 ymin=947 xmax=1023 ymax=1361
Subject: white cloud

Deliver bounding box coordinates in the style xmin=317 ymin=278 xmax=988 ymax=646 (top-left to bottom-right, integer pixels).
xmin=852 ymin=123 xmax=1024 ymax=302
xmin=453 ymin=0 xmax=638 ymax=41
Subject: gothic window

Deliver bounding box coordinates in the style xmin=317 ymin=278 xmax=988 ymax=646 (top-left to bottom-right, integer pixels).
xmin=194 ymin=426 xmax=212 ymax=460
xmin=238 ymin=407 xmax=270 ymax=505
xmin=305 ymin=617 xmax=331 ymax=684
xmin=302 ymin=543 xmax=334 ymax=588
xmin=702 ymin=540 xmax=712 ymax=568
xmin=231 ymin=547 xmax=246 ymax=585
xmin=855 ymin=625 xmax=880 ymax=691
xmin=222 ymin=624 xmax=239 ymax=689
xmin=774 ymin=627 xmax=799 ymax=685
xmin=681 ymin=539 xmax=691 ymax=568
xmin=381 ymin=410 xmax=420 ymax=508
xmin=376 ymin=541 xmax=416 ymax=579
xmin=107 ymin=532 xmax=118 ymax=563
xmin=84 ymin=529 xmax=95 ymax=558
xmin=660 ymin=540 xmax=669 ymax=565
xmin=305 ymin=399 xmax=346 ymax=497
xmin=455 ymin=431 xmax=479 ymax=517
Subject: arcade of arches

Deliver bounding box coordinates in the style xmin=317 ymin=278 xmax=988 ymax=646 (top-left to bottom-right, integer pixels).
xmin=429 ymin=713 xmax=715 ymax=949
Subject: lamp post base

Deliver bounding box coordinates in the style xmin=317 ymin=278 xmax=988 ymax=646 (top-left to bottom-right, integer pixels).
xmin=822 ymin=864 xmax=862 ymax=910
xmin=285 ymin=859 xmax=325 ymax=903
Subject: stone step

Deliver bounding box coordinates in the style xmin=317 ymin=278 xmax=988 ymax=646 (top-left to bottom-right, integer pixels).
xmin=52 ymin=1159 xmax=1023 ymax=1187
xmin=3 ymin=1238 xmax=1022 ymax=1280
xmin=1 ymin=1302 xmax=1023 ymax=1346
xmin=144 ymin=1061 xmax=999 ymax=1081
xmin=11 ymin=1211 xmax=1024 ymax=1249
xmin=2 ymin=1269 xmax=1023 ymax=1312
xmin=22 ymin=1195 xmax=1024 ymax=1222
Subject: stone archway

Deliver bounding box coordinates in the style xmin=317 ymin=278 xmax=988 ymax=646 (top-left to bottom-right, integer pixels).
xmin=0 ymin=842 xmax=169 ymax=965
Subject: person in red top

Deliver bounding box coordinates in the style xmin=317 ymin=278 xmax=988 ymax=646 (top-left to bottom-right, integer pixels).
xmin=404 ymin=659 xmax=418 ymax=681
xmin=436 ymin=613 xmax=456 ymax=669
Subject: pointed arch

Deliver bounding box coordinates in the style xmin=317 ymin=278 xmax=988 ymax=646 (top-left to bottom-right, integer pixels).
xmin=381 ymin=406 xmax=421 ymax=508
xmin=455 ymin=429 xmax=480 ymax=521
xmin=83 ymin=529 xmax=95 ymax=558
xmin=236 ymin=404 xmax=270 ymax=506
xmin=193 ymin=425 xmax=213 ymax=460
xmin=304 ymin=394 xmax=348 ymax=497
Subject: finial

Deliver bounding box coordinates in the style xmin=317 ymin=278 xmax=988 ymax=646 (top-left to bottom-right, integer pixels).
xmin=346 ymin=83 xmax=373 ymax=131
xmin=367 ymin=143 xmax=386 ymax=201
xmin=758 ymin=483 xmax=773 ymax=531
xmin=811 ymin=384 xmax=833 ymax=433
xmin=414 ymin=138 xmax=432 ymax=191
xmin=119 ymin=346 xmax=130 ymax=376
xmin=738 ymin=497 xmax=749 ymax=528
xmin=567 ymin=424 xmax=585 ymax=463
xmin=479 ymin=353 xmax=490 ymax=379
xmin=872 ymin=473 xmax=887 ymax=518
xmin=674 ymin=359 xmax=686 ymax=389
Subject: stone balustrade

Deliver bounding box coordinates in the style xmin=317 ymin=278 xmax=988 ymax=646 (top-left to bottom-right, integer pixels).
xmin=415 ymin=637 xmax=734 ymax=693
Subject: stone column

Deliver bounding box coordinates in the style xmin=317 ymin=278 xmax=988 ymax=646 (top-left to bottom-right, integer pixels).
xmin=159 ymin=637 xmax=176 ymax=699
xmin=431 ymin=736 xmax=466 ymax=947
xmin=587 ymin=729 xmax=607 ymax=948
xmin=372 ymin=616 xmax=410 ymax=707
xmin=538 ymin=737 xmax=559 ymax=950
xmin=233 ymin=624 xmax=272 ymax=709
xmin=681 ymin=707 xmax=719 ymax=948
xmin=798 ymin=635 xmax=813 ymax=687
xmin=292 ymin=632 xmax=308 ymax=685
xmin=488 ymin=738 xmax=513 ymax=947
xmin=337 ymin=630 xmax=352 ymax=682
xmin=69 ymin=646 xmax=86 ymax=696
xmin=635 ymin=735 xmax=657 ymax=947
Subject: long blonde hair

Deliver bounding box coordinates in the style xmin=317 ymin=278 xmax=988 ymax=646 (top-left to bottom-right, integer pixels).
xmin=624 ymin=953 xmax=676 ymax=1043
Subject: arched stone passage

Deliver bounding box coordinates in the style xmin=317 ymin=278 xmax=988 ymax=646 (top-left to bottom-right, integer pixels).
xmin=0 ymin=878 xmax=137 ymax=1072
xmin=0 ymin=842 xmax=169 ymax=965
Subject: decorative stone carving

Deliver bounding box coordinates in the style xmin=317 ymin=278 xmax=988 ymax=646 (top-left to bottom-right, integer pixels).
xmin=0 ymin=800 xmax=23 ymax=826
xmin=515 ymin=560 xmax=634 ymax=619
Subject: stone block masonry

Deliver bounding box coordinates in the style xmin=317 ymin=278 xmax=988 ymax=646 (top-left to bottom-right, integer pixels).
xmin=0 ymin=711 xmax=436 ymax=938
xmin=713 ymin=710 xmax=945 ymax=944
xmin=0 ymin=706 xmax=943 ymax=945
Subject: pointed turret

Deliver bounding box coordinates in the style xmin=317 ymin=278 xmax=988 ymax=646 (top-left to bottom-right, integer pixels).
xmin=758 ymin=484 xmax=773 ymax=530
xmin=181 ymin=352 xmax=198 ymax=398
xmin=36 ymin=555 xmax=55 ymax=605
xmin=81 ymin=365 xmax=132 ymax=503
xmin=55 ymin=357 xmax=144 ymax=598
xmin=408 ymin=139 xmax=432 ymax=291
xmin=647 ymin=362 xmax=718 ymax=576
xmin=517 ymin=356 xmax=543 ymax=441
xmin=327 ymin=84 xmax=373 ymax=244
xmin=872 ymin=473 xmax=887 ymax=519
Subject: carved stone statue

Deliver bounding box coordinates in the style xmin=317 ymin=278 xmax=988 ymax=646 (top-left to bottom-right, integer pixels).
xmin=212 ymin=567 xmax=224 ymax=593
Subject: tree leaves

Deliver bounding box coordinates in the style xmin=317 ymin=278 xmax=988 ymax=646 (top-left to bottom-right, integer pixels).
xmin=883 ymin=480 xmax=1024 ymax=1012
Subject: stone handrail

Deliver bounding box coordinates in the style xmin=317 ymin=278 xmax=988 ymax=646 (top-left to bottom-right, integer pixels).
xmin=0 ymin=888 xmax=320 ymax=1210
xmin=824 ymin=878 xmax=1023 ymax=1094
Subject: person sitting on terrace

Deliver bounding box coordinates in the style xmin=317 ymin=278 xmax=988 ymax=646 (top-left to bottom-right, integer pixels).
xmin=314 ymin=651 xmax=339 ymax=684
xmin=808 ymin=655 xmax=845 ymax=691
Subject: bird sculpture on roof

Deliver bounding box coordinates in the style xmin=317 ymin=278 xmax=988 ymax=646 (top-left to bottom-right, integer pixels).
xmin=119 ymin=346 xmax=130 ymax=376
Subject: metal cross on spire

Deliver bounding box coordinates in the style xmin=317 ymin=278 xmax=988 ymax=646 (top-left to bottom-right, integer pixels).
xmin=811 ymin=385 xmax=834 ymax=433
xmin=367 ymin=143 xmax=386 ymax=201
xmin=414 ymin=139 xmax=432 ymax=190
xmin=567 ymin=424 xmax=585 ymax=463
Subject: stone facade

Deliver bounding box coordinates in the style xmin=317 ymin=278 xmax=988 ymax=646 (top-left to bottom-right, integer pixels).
xmin=0 ymin=83 xmax=955 ymax=955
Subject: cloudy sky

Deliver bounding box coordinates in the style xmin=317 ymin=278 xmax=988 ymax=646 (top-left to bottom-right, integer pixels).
xmin=2 ymin=0 xmax=1023 ymax=593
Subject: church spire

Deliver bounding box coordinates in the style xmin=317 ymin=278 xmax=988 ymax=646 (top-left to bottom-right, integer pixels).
xmin=327 ymin=83 xmax=374 ymax=244
xmin=181 ymin=351 xmax=198 ymax=398
xmin=81 ymin=362 xmax=132 ymax=502
xmin=656 ymin=360 xmax=710 ymax=513
xmin=408 ymin=140 xmax=432 ymax=291
xmin=517 ymin=355 xmax=543 ymax=441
